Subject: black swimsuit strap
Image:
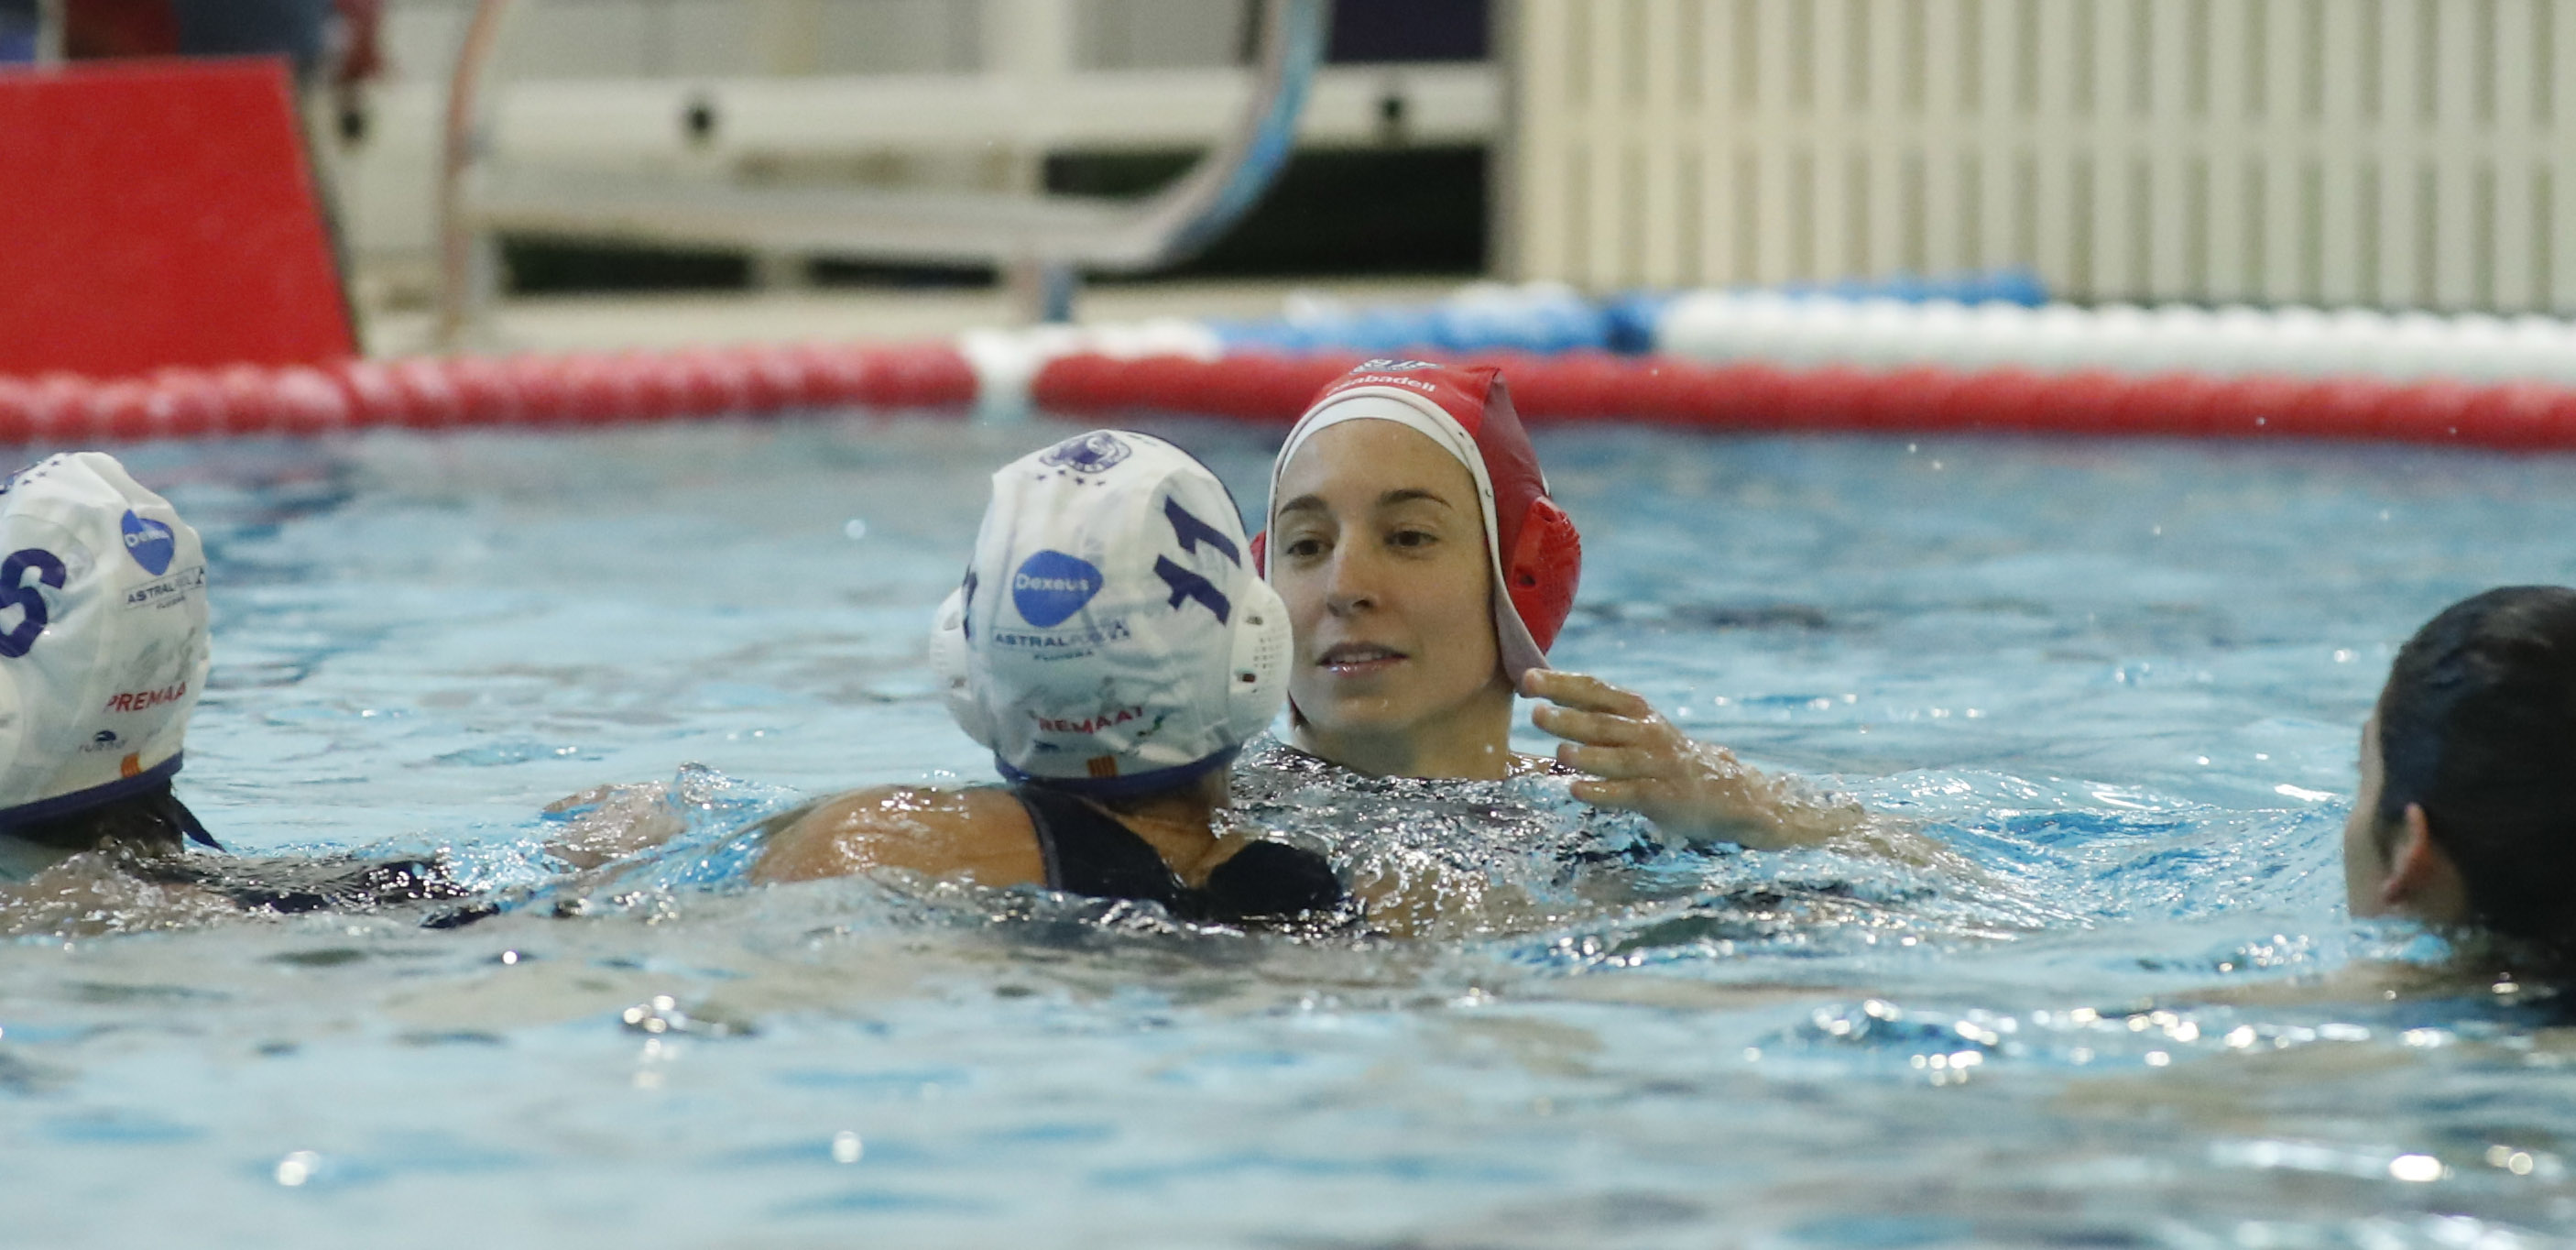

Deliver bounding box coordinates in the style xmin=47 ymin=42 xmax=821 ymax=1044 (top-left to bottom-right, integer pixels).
xmin=1009 ymin=785 xmax=1343 ymax=921
xmin=1197 ymin=840 xmax=1345 ymax=919
xmin=1012 ymin=784 xmax=1186 ymax=909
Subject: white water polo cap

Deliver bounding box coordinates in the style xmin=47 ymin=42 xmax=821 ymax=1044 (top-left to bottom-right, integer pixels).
xmin=931 ymin=430 xmax=1291 ymax=795
xmin=0 ymin=453 xmax=212 ymax=834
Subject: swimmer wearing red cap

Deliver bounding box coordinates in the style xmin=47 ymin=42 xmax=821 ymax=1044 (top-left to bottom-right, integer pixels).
xmin=1257 ymin=359 xmax=1885 ymax=851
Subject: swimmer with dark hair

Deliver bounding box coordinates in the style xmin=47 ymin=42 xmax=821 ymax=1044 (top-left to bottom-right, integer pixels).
xmin=563 ymin=431 xmax=1345 ymax=923
xmin=2346 ymin=586 xmax=2576 ymax=960
xmin=0 ymin=453 xmax=467 ymax=928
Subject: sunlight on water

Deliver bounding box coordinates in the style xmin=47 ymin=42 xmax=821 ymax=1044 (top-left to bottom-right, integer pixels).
xmin=3 ymin=418 xmax=2576 ymax=1247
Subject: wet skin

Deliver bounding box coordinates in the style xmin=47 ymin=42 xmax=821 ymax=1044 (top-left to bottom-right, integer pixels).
xmin=2341 ymin=714 xmax=2471 ymax=926
xmin=1269 ymin=421 xmax=1892 ymax=853
xmin=1269 ymin=420 xmax=1517 ymax=780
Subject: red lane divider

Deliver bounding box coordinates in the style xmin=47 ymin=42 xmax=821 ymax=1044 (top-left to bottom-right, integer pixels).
xmin=15 ymin=343 xmax=2576 ymax=449
xmin=1031 ymin=351 xmax=2576 ymax=450
xmin=0 ymin=343 xmax=979 ymax=444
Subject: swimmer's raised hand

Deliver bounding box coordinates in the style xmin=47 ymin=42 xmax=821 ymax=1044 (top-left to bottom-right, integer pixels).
xmin=1522 ymin=669 xmax=1876 ymax=852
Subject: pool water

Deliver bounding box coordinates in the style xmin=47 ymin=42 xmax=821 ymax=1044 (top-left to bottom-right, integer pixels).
xmin=5 ymin=417 xmax=2576 ymax=1248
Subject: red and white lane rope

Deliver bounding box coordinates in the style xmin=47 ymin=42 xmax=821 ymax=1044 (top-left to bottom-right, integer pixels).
xmin=1032 ymin=351 xmax=2576 ymax=450
xmin=0 ymin=343 xmax=980 ymax=443
xmin=1655 ymin=292 xmax=2576 ymax=387
xmin=9 ymin=329 xmax=2576 ymax=451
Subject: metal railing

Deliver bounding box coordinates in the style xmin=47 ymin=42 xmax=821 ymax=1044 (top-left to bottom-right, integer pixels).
xmin=434 ymin=0 xmax=1327 ymax=343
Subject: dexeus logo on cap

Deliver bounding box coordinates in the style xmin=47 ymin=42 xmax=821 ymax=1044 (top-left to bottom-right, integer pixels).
xmin=121 ymin=510 xmax=174 ymax=575
xmin=1039 ymin=433 xmax=1131 ymax=475
xmin=1010 ymin=551 xmax=1103 ymax=627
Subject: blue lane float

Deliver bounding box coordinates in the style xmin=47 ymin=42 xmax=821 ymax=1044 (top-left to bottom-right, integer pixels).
xmin=1207 ymin=270 xmax=2049 ymax=357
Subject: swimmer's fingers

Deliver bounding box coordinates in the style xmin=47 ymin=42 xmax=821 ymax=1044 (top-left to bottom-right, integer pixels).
xmin=1530 ymin=701 xmax=1654 ymax=748
xmin=1520 ymin=668 xmax=1656 ymax=719
xmin=1567 ymin=777 xmax=1654 ymax=813
xmin=1555 ymin=741 xmax=1664 ymax=780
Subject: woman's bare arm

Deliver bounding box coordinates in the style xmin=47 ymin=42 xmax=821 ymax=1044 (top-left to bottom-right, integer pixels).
xmin=1523 ymin=669 xmax=1951 ymax=865
xmin=750 ymin=785 xmax=1045 ymax=887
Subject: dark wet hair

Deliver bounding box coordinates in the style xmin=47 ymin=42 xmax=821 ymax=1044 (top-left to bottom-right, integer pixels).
xmin=2 ymin=783 xmax=218 ymax=857
xmin=2376 ymin=586 xmax=2576 ymax=946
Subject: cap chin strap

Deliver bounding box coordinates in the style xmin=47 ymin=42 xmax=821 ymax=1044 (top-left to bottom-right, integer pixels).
xmin=928 ymin=577 xmax=1293 ymax=770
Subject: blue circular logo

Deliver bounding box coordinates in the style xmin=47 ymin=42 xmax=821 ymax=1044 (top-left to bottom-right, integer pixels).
xmin=120 ymin=510 xmax=174 ymax=576
xmin=1010 ymin=550 xmax=1103 ymax=627
xmin=1038 ymin=433 xmax=1132 ymax=475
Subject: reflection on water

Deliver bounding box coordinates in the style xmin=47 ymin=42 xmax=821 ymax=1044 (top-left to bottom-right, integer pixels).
xmin=3 ymin=421 xmax=2576 ymax=1247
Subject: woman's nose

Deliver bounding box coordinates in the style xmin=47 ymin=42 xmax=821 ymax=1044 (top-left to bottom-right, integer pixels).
xmin=1323 ymin=543 xmax=1379 ymax=613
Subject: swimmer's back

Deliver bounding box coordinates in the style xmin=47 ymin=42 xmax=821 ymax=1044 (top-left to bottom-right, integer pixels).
xmin=754 ymin=785 xmax=1044 ymax=888
xmin=750 ymin=784 xmax=1344 ymax=921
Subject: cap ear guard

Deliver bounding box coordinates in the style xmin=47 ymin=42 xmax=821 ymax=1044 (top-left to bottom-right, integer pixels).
xmin=1225 ymin=576 xmax=1292 ymax=744
xmin=1504 ymin=497 xmax=1582 ymax=653
xmin=928 ymin=587 xmax=997 ymax=750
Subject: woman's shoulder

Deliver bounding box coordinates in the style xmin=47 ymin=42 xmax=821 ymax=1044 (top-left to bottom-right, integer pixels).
xmin=750 ymin=784 xmax=1042 ymax=885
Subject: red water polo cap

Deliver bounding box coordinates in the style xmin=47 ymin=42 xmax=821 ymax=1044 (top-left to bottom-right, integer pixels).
xmin=1259 ymin=359 xmax=1582 ymax=683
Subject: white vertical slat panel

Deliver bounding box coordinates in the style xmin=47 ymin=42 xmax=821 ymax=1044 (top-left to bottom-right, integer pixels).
xmin=1537 ymin=0 xmax=1579 ymax=283
xmin=2314 ymin=0 xmax=2367 ymax=305
xmin=1636 ymin=0 xmax=1684 ymax=288
xmin=2145 ymin=0 xmax=2193 ymax=299
xmin=1509 ymin=0 xmax=2576 ymax=309
xmin=2554 ymin=0 xmax=2576 ymax=311
xmin=1515 ymin=0 xmax=1571 ymax=283
xmin=2101 ymin=0 xmax=2139 ymax=298
xmin=1670 ymin=0 xmax=1708 ymax=285
xmin=2374 ymin=0 xmax=2419 ymax=307
xmin=1864 ymin=0 xmax=1909 ymax=278
xmin=1578 ymin=0 xmax=1624 ymax=288
xmin=1809 ymin=0 xmax=1857 ymax=279
xmin=2029 ymin=0 xmax=2085 ymax=293
xmin=2203 ymin=0 xmax=2253 ymax=301
xmin=1696 ymin=0 xmax=1739 ymax=288
xmin=2430 ymin=0 xmax=2480 ymax=308
xmin=2266 ymin=0 xmax=2313 ymax=302
xmin=1976 ymin=0 xmax=2021 ymax=275
xmin=1917 ymin=0 xmax=1968 ymax=275
xmin=2494 ymin=0 xmax=2538 ymax=311
xmin=1752 ymin=0 xmax=1798 ymax=283
xmin=1549 ymin=0 xmax=1588 ymax=282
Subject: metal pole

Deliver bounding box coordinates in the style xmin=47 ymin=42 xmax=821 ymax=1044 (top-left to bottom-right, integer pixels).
xmin=1008 ymin=258 xmax=1079 ymax=324
xmin=34 ymin=0 xmax=64 ymax=66
xmin=434 ymin=0 xmax=519 ymax=350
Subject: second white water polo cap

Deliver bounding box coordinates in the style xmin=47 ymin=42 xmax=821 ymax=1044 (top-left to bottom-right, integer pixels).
xmin=931 ymin=430 xmax=1290 ymax=795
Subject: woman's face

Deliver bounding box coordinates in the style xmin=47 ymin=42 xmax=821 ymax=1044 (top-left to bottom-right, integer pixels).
xmin=1270 ymin=421 xmax=1503 ymax=743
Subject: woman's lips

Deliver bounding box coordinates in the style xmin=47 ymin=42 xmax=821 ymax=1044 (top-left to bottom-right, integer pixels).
xmin=1316 ymin=642 xmax=1406 ymax=676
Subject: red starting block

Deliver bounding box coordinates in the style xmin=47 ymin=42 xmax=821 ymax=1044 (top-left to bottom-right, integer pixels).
xmin=0 ymin=58 xmax=353 ymax=378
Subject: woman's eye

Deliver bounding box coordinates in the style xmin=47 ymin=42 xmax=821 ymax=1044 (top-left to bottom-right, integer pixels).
xmin=1282 ymin=537 xmax=1326 ymax=558
xmin=1388 ymin=529 xmax=1437 ymax=549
